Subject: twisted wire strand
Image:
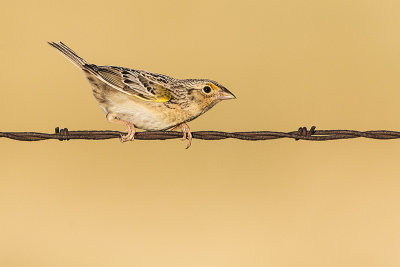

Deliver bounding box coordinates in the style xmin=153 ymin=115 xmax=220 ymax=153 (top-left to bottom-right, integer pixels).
xmin=1 ymin=126 xmax=400 ymax=142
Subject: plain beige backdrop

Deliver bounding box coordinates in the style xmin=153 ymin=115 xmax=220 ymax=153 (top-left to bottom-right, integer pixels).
xmin=1 ymin=0 xmax=400 ymax=266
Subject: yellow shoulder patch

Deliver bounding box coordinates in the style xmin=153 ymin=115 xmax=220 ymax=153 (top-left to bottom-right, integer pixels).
xmin=153 ymin=87 xmax=172 ymax=102
xmin=131 ymin=84 xmax=172 ymax=103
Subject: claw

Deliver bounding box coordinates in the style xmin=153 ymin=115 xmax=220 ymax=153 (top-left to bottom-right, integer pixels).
xmin=185 ymin=132 xmax=192 ymax=149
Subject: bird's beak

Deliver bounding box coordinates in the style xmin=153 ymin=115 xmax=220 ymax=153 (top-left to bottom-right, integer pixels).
xmin=217 ymin=89 xmax=236 ymax=100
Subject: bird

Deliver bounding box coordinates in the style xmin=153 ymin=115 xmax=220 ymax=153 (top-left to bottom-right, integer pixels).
xmin=48 ymin=41 xmax=236 ymax=148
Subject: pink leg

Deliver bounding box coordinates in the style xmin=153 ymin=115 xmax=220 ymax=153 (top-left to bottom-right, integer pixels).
xmin=172 ymin=123 xmax=192 ymax=149
xmin=106 ymin=113 xmax=136 ymax=142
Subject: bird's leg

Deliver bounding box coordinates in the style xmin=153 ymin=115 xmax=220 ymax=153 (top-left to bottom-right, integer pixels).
xmin=106 ymin=113 xmax=136 ymax=142
xmin=172 ymin=123 xmax=192 ymax=149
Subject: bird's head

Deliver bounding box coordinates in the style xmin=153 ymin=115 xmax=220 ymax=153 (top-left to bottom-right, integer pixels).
xmin=184 ymin=79 xmax=236 ymax=109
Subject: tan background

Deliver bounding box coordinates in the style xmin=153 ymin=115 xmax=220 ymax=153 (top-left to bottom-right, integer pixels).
xmin=1 ymin=0 xmax=400 ymax=266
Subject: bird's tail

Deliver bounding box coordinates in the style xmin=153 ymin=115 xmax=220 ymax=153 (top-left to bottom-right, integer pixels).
xmin=48 ymin=41 xmax=88 ymax=69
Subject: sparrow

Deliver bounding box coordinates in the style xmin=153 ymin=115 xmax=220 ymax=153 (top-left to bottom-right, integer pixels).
xmin=48 ymin=41 xmax=236 ymax=148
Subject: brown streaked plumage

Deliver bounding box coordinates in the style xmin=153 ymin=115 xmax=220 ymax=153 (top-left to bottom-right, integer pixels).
xmin=48 ymin=41 xmax=236 ymax=148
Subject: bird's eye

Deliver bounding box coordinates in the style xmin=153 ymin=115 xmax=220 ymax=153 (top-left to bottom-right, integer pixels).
xmin=202 ymin=86 xmax=212 ymax=94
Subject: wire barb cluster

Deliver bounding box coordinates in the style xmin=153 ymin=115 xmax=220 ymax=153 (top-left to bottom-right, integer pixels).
xmin=1 ymin=126 xmax=400 ymax=142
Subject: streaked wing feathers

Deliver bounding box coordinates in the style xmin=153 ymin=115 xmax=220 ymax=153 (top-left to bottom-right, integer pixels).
xmin=87 ymin=65 xmax=172 ymax=102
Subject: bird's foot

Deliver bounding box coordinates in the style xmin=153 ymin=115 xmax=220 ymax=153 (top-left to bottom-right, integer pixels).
xmin=173 ymin=123 xmax=192 ymax=149
xmin=106 ymin=113 xmax=136 ymax=143
xmin=119 ymin=123 xmax=136 ymax=142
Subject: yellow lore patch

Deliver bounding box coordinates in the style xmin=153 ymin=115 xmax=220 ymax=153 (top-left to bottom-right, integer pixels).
xmin=208 ymin=83 xmax=220 ymax=91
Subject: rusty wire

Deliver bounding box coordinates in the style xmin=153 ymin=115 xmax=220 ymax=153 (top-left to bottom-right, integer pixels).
xmin=1 ymin=126 xmax=400 ymax=142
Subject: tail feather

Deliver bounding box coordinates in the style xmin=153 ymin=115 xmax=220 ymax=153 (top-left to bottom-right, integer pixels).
xmin=48 ymin=41 xmax=88 ymax=69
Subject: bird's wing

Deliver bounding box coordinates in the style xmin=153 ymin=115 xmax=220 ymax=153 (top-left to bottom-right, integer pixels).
xmin=85 ymin=65 xmax=172 ymax=102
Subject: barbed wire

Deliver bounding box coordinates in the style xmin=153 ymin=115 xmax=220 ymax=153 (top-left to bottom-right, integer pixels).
xmin=1 ymin=126 xmax=400 ymax=142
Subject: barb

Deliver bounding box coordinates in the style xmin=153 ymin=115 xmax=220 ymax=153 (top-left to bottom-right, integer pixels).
xmin=1 ymin=126 xmax=400 ymax=142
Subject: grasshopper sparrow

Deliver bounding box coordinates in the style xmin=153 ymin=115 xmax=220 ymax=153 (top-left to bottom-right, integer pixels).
xmin=48 ymin=41 xmax=236 ymax=148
